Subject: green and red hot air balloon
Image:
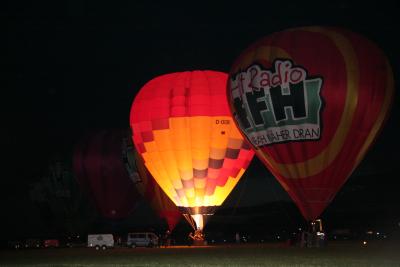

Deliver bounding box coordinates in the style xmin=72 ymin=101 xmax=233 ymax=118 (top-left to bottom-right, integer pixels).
xmin=227 ymin=27 xmax=394 ymax=221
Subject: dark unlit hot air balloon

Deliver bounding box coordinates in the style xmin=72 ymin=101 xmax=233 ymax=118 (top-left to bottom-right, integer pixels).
xmin=73 ymin=130 xmax=140 ymax=220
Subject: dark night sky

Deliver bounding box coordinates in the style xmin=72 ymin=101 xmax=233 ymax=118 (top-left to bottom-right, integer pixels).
xmin=2 ymin=1 xmax=400 ymax=237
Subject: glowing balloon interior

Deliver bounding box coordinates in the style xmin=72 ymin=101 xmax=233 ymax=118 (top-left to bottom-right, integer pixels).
xmin=130 ymin=71 xmax=254 ymax=230
xmin=227 ymin=27 xmax=394 ymax=221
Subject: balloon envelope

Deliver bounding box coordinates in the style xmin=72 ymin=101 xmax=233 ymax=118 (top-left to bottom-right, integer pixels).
xmin=122 ymin=133 xmax=182 ymax=231
xmin=227 ymin=27 xmax=394 ymax=220
xmin=73 ymin=130 xmax=140 ymax=220
xmin=130 ymin=71 xmax=255 ymax=229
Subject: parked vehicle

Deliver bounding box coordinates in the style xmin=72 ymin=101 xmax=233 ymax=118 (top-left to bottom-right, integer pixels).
xmin=64 ymin=234 xmax=86 ymax=248
xmin=8 ymin=240 xmax=23 ymax=249
xmin=24 ymin=239 xmax=41 ymax=249
xmin=44 ymin=239 xmax=60 ymax=248
xmin=87 ymin=234 xmax=114 ymax=250
xmin=127 ymin=232 xmax=159 ymax=248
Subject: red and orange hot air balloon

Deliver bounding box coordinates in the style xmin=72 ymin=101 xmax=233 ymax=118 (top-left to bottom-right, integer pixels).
xmin=130 ymin=71 xmax=255 ymax=235
xmin=227 ymin=27 xmax=394 ymax=221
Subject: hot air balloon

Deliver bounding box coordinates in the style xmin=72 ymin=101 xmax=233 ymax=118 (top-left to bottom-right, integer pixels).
xmin=130 ymin=71 xmax=255 ymax=238
xmin=73 ymin=130 xmax=140 ymax=220
xmin=122 ymin=133 xmax=182 ymax=232
xmin=227 ymin=27 xmax=394 ymax=222
xmin=30 ymin=157 xmax=95 ymax=234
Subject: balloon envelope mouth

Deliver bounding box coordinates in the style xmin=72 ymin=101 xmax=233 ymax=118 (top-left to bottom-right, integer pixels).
xmin=178 ymin=206 xmax=217 ymax=215
xmin=191 ymin=214 xmax=204 ymax=230
xmin=180 ymin=206 xmax=215 ymax=231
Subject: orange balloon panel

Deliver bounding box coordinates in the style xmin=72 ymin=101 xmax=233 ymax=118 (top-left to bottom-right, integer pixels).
xmin=122 ymin=132 xmax=182 ymax=231
xmin=133 ymin=148 xmax=182 ymax=231
xmin=130 ymin=71 xmax=254 ymax=215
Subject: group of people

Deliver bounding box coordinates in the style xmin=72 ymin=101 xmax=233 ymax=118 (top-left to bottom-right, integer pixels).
xmin=293 ymin=230 xmax=326 ymax=248
xmin=160 ymin=228 xmax=206 ymax=247
xmin=160 ymin=229 xmax=327 ymax=247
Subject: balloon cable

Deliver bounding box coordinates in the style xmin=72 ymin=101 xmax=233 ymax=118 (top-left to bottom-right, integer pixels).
xmin=183 ymin=214 xmax=196 ymax=231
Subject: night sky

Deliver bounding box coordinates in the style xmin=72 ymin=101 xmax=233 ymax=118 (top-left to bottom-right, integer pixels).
xmin=2 ymin=1 xmax=400 ymax=239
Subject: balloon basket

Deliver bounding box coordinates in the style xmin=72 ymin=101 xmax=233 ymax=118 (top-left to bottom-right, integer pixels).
xmin=193 ymin=239 xmax=207 ymax=246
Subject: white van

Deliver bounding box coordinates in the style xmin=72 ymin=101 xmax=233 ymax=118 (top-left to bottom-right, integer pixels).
xmin=87 ymin=234 xmax=114 ymax=250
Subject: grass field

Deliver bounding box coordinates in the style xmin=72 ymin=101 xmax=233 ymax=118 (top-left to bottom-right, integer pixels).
xmin=1 ymin=242 xmax=400 ymax=267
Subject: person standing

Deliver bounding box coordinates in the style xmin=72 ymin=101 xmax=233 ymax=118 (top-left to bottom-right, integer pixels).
xmin=235 ymin=232 xmax=240 ymax=244
xmin=164 ymin=230 xmax=171 ymax=247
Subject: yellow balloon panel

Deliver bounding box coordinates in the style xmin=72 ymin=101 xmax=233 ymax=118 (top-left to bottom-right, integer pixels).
xmin=137 ymin=116 xmax=253 ymax=209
